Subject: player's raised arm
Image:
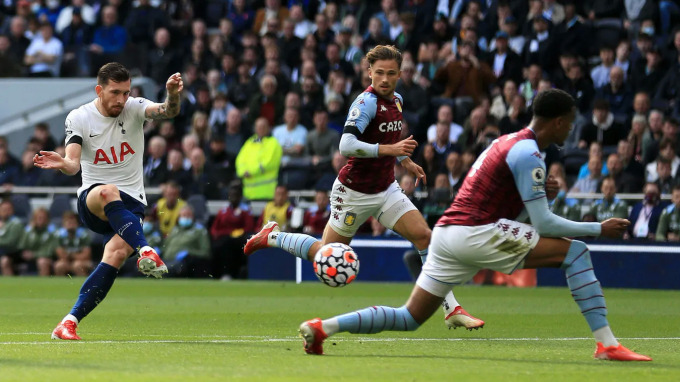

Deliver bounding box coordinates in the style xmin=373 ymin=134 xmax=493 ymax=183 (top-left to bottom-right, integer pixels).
xmin=33 ymin=144 xmax=82 ymax=176
xmin=145 ymin=72 xmax=183 ymax=120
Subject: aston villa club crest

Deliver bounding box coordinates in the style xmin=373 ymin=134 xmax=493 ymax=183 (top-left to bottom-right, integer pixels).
xmin=344 ymin=212 xmax=357 ymax=226
xmin=395 ymin=98 xmax=402 ymax=112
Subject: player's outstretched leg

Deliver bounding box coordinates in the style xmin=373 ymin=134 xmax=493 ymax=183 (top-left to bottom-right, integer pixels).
xmin=244 ymin=221 xmax=319 ymax=261
xmin=103 ymin=199 xmax=166 ymax=277
xmin=416 ymin=248 xmax=485 ymax=330
xmin=299 ymin=305 xmax=420 ymax=355
xmin=562 ymin=240 xmax=651 ymax=361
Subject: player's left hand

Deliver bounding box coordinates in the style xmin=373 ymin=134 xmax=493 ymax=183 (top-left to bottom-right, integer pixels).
xmin=402 ymin=158 xmax=426 ymax=187
xmin=545 ymin=175 xmax=559 ymax=200
xmin=166 ymin=73 xmax=183 ymax=95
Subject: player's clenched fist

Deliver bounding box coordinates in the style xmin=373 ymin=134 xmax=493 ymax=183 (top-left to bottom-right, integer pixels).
xmin=166 ymin=73 xmax=183 ymax=95
xmin=600 ymin=218 xmax=630 ymax=238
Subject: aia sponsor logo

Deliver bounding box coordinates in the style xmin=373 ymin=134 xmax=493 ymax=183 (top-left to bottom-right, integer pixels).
xmin=93 ymin=142 xmax=135 ymax=164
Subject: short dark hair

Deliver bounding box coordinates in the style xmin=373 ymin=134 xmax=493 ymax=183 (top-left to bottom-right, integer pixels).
xmin=593 ymin=99 xmax=610 ymax=111
xmin=97 ymin=62 xmax=130 ymax=86
xmin=532 ymin=89 xmax=575 ymax=119
xmin=366 ymin=45 xmax=403 ymax=68
xmin=672 ymin=184 xmax=680 ymax=193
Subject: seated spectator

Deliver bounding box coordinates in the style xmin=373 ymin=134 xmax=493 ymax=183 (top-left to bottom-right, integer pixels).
xmin=305 ymin=107 xmax=340 ymax=187
xmin=655 ymin=158 xmax=676 ymax=195
xmin=257 ymin=185 xmax=293 ymax=230
xmin=59 ymin=6 xmax=93 ymax=77
xmin=642 ymin=110 xmax=664 ymax=164
xmin=549 ymin=176 xmax=581 ymax=221
xmin=585 ymin=177 xmax=628 ymax=222
xmin=54 ymin=211 xmax=91 ymax=277
xmin=165 ymin=149 xmax=191 ymax=193
xmin=590 ymin=45 xmax=615 ymax=89
xmin=206 ymin=134 xmax=236 ymax=187
xmin=236 ymin=117 xmax=282 ymax=201
xmin=498 ymin=94 xmax=530 ymax=135
xmin=162 ymin=205 xmax=211 ymax=278
xmin=247 ymin=74 xmax=285 ymax=128
xmin=607 ymin=152 xmax=643 ymax=193
xmin=0 ymin=200 xmax=25 ymax=276
xmin=578 ymin=99 xmax=626 ymax=150
xmin=617 ymin=139 xmax=645 ymax=183
xmin=273 ymin=107 xmax=308 ymax=188
xmin=430 ymin=121 xmax=459 ymax=170
xmin=571 ymin=156 xmax=602 ymax=194
xmin=23 ymin=21 xmax=63 ymax=77
xmin=577 ymin=142 xmax=609 ymax=180
xmin=395 ymin=60 xmax=427 ymax=133
xmin=656 ymin=185 xmax=680 ymax=242
xmin=399 ymin=173 xmax=424 ymax=211
xmin=210 ymin=181 xmax=254 ymax=280
xmin=143 ymin=136 xmax=169 ymax=187
xmin=18 ymin=208 xmax=57 ymax=276
xmin=444 ymin=151 xmax=466 ymax=194
xmin=314 ymin=150 xmax=348 ymax=192
xmin=426 ymin=104 xmax=464 ymax=144
xmin=16 ymin=149 xmax=46 ymax=186
xmin=303 ymin=189 xmax=331 ymax=235
xmin=32 ymin=122 xmax=57 ymax=152
xmin=626 ymin=182 xmax=669 ymax=240
xmin=489 ymin=79 xmax=518 ymax=121
xmin=186 ymin=147 xmax=223 ymax=200
xmin=413 ymin=144 xmax=439 ymax=191
xmin=223 ymin=108 xmax=247 ymax=158
xmin=89 ymin=6 xmax=126 ymax=76
xmin=646 ymin=139 xmax=680 ymax=182
xmin=152 ymin=181 xmax=186 ymax=237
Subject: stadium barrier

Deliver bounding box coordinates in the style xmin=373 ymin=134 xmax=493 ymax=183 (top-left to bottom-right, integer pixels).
xmin=248 ymin=237 xmax=680 ymax=290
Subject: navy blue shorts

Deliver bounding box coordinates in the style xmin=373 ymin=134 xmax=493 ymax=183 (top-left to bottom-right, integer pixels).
xmin=77 ymin=183 xmax=146 ymax=244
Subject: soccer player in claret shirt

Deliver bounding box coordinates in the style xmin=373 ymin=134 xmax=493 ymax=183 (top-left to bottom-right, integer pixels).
xmin=245 ymin=45 xmax=484 ymax=331
xmin=298 ymin=89 xmax=652 ymax=362
xmin=34 ymin=62 xmax=183 ymax=340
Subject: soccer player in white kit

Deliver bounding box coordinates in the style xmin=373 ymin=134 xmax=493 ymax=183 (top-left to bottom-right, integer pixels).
xmin=34 ymin=62 xmax=183 ymax=340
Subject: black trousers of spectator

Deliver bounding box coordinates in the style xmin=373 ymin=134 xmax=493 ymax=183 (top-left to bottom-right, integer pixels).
xmin=212 ymin=235 xmax=248 ymax=279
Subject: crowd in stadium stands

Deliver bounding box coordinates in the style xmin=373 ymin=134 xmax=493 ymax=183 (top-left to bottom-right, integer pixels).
xmin=2 ymin=0 xmax=680 ymax=282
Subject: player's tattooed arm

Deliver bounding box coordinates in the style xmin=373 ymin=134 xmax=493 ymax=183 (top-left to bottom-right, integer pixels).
xmin=146 ymin=73 xmax=183 ymax=120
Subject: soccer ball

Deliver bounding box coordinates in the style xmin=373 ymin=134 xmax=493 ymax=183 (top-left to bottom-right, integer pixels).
xmin=313 ymin=243 xmax=360 ymax=287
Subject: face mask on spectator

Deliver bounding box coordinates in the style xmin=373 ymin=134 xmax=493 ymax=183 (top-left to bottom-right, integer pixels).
xmin=178 ymin=217 xmax=193 ymax=228
xmin=642 ymin=26 xmax=655 ymax=36
xmin=143 ymin=222 xmax=154 ymax=234
xmin=644 ymin=192 xmax=659 ymax=204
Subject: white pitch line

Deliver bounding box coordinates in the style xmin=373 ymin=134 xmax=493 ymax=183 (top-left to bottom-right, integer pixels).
xmin=0 ymin=337 xmax=678 ymax=345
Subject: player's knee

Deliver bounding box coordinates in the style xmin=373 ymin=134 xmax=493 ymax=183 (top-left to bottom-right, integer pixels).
xmin=413 ymin=227 xmax=431 ymax=250
xmin=97 ymin=184 xmax=121 ymax=203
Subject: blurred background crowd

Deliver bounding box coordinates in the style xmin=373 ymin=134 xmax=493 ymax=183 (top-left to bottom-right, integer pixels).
xmin=2 ymin=0 xmax=680 ymax=282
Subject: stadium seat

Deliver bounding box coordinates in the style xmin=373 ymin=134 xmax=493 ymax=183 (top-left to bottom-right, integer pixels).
xmin=187 ymin=194 xmax=208 ymax=225
xmin=592 ymin=18 xmax=625 ymax=53
xmin=10 ymin=194 xmax=32 ymax=222
xmin=48 ymin=194 xmax=75 ymax=225
xmin=560 ymin=148 xmax=589 ymax=177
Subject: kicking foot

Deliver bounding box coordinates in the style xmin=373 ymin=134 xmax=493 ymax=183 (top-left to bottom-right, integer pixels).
xmin=299 ymin=318 xmax=328 ymax=355
xmin=137 ymin=246 xmax=168 ymax=278
xmin=243 ymin=221 xmax=279 ymax=256
xmin=51 ymin=320 xmax=81 ymax=340
xmin=445 ymin=306 xmax=485 ymax=330
xmin=594 ymin=342 xmax=652 ymax=361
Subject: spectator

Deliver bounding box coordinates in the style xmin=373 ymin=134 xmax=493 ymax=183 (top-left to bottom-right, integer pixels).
xmin=227 ymin=0 xmax=254 ymax=39
xmin=642 ymin=109 xmax=664 ymax=164
xmin=0 ymin=35 xmax=21 ymax=77
xmin=457 ymin=106 xmax=488 ymax=152
xmin=596 ymin=66 xmax=634 ymax=124
xmin=627 ymin=182 xmax=668 ymax=240
xmin=165 ymin=149 xmax=191 ymax=193
xmin=0 ymin=200 xmax=25 ymax=276
xmin=585 ymin=177 xmax=628 ymax=222
xmin=224 ymin=108 xmax=246 ymax=158
xmin=444 ymin=150 xmax=466 ymax=194
xmin=430 ymin=121 xmax=459 ymax=170
xmin=432 ymin=40 xmax=495 ymax=114
xmin=253 ymin=0 xmax=289 ymax=36
xmin=189 ymin=111 xmax=211 ymax=148
xmin=32 ymin=122 xmax=57 ymax=152
xmin=314 ymin=150 xmax=348 ymax=191
xmin=152 ymin=181 xmax=186 ymax=237
xmin=303 ymin=189 xmax=331 ymax=235
xmin=124 ymin=0 xmax=169 ymax=48
xmin=655 ymin=184 xmax=680 ymax=241
xmin=655 ymin=158 xmax=676 ymax=195
xmin=162 ymin=205 xmax=211 ymax=278
xmin=305 ymin=107 xmax=340 ymax=185
xmin=146 ymin=27 xmax=180 ymax=89
xmin=646 ymin=138 xmax=680 ymax=182
xmin=570 ymin=156 xmax=603 ymax=200
xmin=399 ymin=173 xmax=424 ymax=211
xmin=395 ymin=60 xmax=428 ymax=133
xmin=18 ymin=208 xmax=57 ymax=276
xmin=498 ymin=94 xmax=531 ymax=135
xmin=631 ymin=45 xmax=664 ymax=95
xmin=426 ymin=104 xmax=464 ymax=144
xmin=54 ymin=211 xmax=91 ymax=277
xmin=577 ymin=142 xmax=609 ymax=180
xmin=36 ymin=146 xmax=80 ymax=187
xmin=89 ymin=6 xmax=127 ymax=75
xmin=272 ymin=107 xmax=307 ymax=167
xmin=181 ymin=134 xmax=199 ymax=170
xmin=59 ymin=7 xmax=94 ymax=77
xmin=490 ymin=79 xmax=518 ymax=121
xmin=210 ymin=181 xmax=254 ymax=280
xmin=590 ymin=45 xmax=615 ymax=89
xmin=487 ymin=31 xmax=523 ymax=87
xmin=627 ymin=114 xmax=648 ymax=162
xmin=522 ymin=14 xmax=556 ymax=71
xmin=257 ymin=184 xmax=293 ymax=230
xmin=16 ymin=149 xmax=45 ymax=186
xmin=143 ymin=136 xmax=169 ymax=187
xmin=0 ymin=146 xmax=20 ymax=186
xmin=236 ymin=117 xmax=282 ymax=201
xmin=578 ymin=99 xmax=626 ymax=149
xmin=247 ymin=74 xmax=285 ymax=128
xmin=55 ymin=0 xmax=96 ymax=35
xmin=186 ymin=147 xmax=222 ymax=200
xmin=562 ymin=62 xmax=594 ymax=115
xmin=6 ymin=16 xmax=30 ymax=67
xmin=24 ymin=21 xmax=63 ymax=77
xmin=607 ymin=152 xmax=643 ymax=193
xmin=519 ymin=63 xmax=542 ymax=108
xmin=549 ymin=176 xmax=582 ymax=221
xmin=206 ymin=134 xmax=235 ymax=188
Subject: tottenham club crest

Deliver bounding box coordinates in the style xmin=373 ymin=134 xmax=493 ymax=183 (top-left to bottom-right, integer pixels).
xmin=348 ymin=107 xmax=360 ymax=120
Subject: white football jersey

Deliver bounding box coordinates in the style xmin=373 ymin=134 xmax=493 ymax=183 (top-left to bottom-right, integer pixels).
xmin=65 ymin=96 xmax=154 ymax=205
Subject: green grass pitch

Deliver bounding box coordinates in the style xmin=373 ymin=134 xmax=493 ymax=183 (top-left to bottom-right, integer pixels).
xmin=0 ymin=277 xmax=679 ymax=381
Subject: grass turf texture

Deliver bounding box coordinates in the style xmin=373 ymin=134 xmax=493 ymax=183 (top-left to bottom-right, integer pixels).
xmin=0 ymin=277 xmax=678 ymax=382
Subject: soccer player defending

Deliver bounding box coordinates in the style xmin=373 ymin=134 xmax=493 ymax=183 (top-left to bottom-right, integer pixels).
xmin=34 ymin=62 xmax=183 ymax=340
xmin=298 ymin=89 xmax=652 ymax=361
xmin=244 ymin=45 xmax=484 ymax=330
